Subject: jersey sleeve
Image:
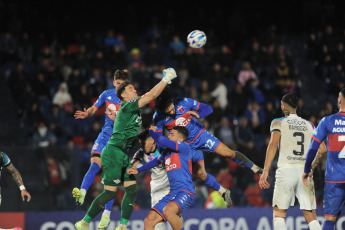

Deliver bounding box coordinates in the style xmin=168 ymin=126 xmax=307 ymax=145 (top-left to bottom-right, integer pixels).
xmin=176 ymin=141 xmax=190 ymax=154
xmin=270 ymin=118 xmax=282 ymax=133
xmin=312 ymin=117 xmax=328 ymax=143
xmin=157 ymin=154 xmax=165 ymax=163
xmin=153 ymin=112 xmax=165 ymax=133
xmin=183 ymin=97 xmax=200 ymax=111
xmin=93 ymin=91 xmax=106 ymax=109
xmin=132 ymin=148 xmax=144 ymax=162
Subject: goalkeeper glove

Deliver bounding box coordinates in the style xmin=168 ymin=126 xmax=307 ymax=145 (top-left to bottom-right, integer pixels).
xmin=162 ymin=68 xmax=177 ymax=84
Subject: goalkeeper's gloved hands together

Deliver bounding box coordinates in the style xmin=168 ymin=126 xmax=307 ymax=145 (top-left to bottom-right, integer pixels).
xmin=162 ymin=68 xmax=177 ymax=84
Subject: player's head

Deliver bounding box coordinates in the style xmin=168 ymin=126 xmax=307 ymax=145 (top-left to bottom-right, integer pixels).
xmin=155 ymin=86 xmax=175 ymax=114
xmin=281 ymin=93 xmax=298 ymax=116
xmin=338 ymin=88 xmax=345 ymax=110
xmin=138 ymin=129 xmax=156 ymax=154
xmin=117 ymin=80 xmax=138 ymax=101
xmin=168 ymin=126 xmax=189 ymax=142
xmin=113 ymin=69 xmax=129 ymax=90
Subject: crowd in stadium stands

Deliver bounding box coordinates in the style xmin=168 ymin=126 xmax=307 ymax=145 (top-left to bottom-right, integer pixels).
xmin=1 ymin=4 xmax=345 ymax=210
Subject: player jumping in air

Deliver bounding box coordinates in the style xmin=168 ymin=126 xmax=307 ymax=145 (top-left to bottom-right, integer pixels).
xmin=72 ymin=69 xmax=127 ymax=229
xmin=259 ymin=93 xmax=326 ymax=230
xmin=128 ymin=126 xmax=194 ymax=230
xmin=75 ymin=68 xmax=178 ymax=230
xmin=303 ymin=88 xmax=345 ymax=230
xmin=153 ymin=86 xmax=263 ymax=207
xmin=131 ymin=128 xmax=186 ymax=230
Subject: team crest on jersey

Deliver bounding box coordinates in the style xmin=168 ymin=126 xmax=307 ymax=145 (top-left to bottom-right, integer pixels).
xmin=165 ymin=153 xmax=181 ymax=172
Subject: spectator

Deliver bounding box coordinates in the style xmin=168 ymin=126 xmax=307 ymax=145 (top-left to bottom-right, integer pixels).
xmin=230 ymin=82 xmax=250 ymax=118
xmin=199 ymin=80 xmax=213 ymax=104
xmin=234 ymin=116 xmax=254 ymax=149
xmin=248 ymin=78 xmax=266 ymax=105
xmin=215 ymin=116 xmax=236 ymax=149
xmin=244 ymin=101 xmax=266 ymax=134
xmin=32 ymin=120 xmax=57 ymax=160
xmin=237 ymin=61 xmax=259 ymax=87
xmin=211 ymin=79 xmax=228 ymax=110
xmin=73 ymin=83 xmax=92 ymax=111
xmin=143 ymin=41 xmax=163 ymax=67
xmin=107 ymin=45 xmax=128 ymax=70
xmin=52 ymin=82 xmax=73 ymax=112
xmin=33 ymin=72 xmax=51 ymax=99
xmin=169 ymin=35 xmax=186 ymax=59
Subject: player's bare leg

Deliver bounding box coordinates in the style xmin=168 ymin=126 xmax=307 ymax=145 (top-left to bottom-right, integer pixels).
xmin=303 ymin=210 xmax=321 ymax=230
xmin=193 ymin=161 xmax=232 ymax=207
xmin=273 ymin=206 xmax=287 ymax=230
xmin=215 ymin=143 xmax=263 ymax=175
xmin=144 ymin=210 xmax=164 ymax=230
xmin=163 ymin=202 xmax=183 ymax=230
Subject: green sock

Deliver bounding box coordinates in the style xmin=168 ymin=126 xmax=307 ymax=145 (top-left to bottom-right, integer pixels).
xmin=120 ymin=184 xmax=138 ymax=223
xmin=84 ymin=189 xmax=116 ymax=222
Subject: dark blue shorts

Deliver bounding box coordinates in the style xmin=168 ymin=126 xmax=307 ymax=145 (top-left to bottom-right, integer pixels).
xmin=152 ymin=190 xmax=195 ymax=222
xmin=324 ymin=182 xmax=345 ymax=216
xmin=91 ymin=132 xmax=111 ymax=156
xmin=188 ymin=129 xmax=222 ymax=154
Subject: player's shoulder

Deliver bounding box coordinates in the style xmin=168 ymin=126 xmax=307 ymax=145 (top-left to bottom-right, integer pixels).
xmin=271 ymin=117 xmax=285 ymax=125
xmin=153 ymin=111 xmax=166 ymax=121
xmin=174 ymin=97 xmax=188 ymax=104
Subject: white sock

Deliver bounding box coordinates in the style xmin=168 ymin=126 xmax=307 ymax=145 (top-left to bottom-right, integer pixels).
xmin=155 ymin=222 xmax=165 ymax=230
xmin=102 ymin=209 xmax=111 ymax=217
xmin=308 ymin=220 xmax=321 ymax=230
xmin=219 ymin=186 xmax=227 ymax=194
xmin=80 ymin=189 xmax=86 ymax=196
xmin=273 ymin=217 xmax=287 ymax=230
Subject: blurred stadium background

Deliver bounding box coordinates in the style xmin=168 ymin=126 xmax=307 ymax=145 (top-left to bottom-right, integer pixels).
xmin=1 ymin=0 xmax=345 ymax=229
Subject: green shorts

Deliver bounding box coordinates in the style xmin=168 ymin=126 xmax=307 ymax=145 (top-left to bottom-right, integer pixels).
xmin=101 ymin=144 xmax=136 ymax=186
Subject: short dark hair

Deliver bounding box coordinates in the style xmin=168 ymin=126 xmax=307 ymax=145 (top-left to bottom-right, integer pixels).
xmin=114 ymin=69 xmax=129 ymax=81
xmin=341 ymin=88 xmax=345 ymax=98
xmin=138 ymin=129 xmax=151 ymax=143
xmin=117 ymin=80 xmax=132 ymax=101
xmin=281 ymin=93 xmax=298 ymax=109
xmin=172 ymin=126 xmax=189 ymax=141
xmin=155 ymin=86 xmax=174 ymax=112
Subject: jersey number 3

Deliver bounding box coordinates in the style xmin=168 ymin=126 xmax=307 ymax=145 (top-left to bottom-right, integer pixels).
xmin=293 ymin=132 xmax=304 ymax=156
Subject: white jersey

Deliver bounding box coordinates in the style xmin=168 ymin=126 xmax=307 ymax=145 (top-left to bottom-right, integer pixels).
xmin=133 ymin=149 xmax=170 ymax=194
xmin=270 ymin=114 xmax=315 ymax=168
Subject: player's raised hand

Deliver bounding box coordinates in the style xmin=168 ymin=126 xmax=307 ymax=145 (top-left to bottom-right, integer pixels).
xmin=187 ymin=111 xmax=200 ymax=119
xmin=21 ymin=189 xmax=31 ymax=202
xmin=302 ymin=171 xmax=313 ymax=187
xmin=259 ymin=170 xmax=270 ymax=189
xmin=162 ymin=68 xmax=177 ymax=84
xmin=127 ymin=168 xmax=138 ymax=175
xmin=74 ymin=108 xmax=88 ymax=119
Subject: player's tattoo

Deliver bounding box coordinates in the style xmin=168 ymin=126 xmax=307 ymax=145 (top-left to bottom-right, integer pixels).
xmin=311 ymin=151 xmax=324 ymax=171
xmin=6 ymin=163 xmax=24 ymax=187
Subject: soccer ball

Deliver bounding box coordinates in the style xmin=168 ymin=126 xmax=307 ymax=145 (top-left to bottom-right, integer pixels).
xmin=187 ymin=30 xmax=207 ymax=48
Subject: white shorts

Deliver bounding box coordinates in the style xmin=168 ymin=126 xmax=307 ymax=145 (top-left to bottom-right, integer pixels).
xmin=151 ymin=188 xmax=170 ymax=208
xmin=272 ymin=166 xmax=316 ymax=210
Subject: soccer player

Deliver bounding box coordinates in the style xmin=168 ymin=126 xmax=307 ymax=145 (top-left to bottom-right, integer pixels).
xmin=153 ymin=86 xmax=262 ymax=207
xmin=131 ymin=129 xmax=186 ymax=230
xmin=0 ymin=151 xmax=31 ymax=206
xmin=303 ymin=88 xmax=345 ymax=230
xmin=259 ymin=93 xmax=325 ymax=230
xmin=128 ymin=126 xmax=194 ymax=230
xmin=75 ymin=67 xmax=178 ymax=230
xmin=72 ymin=69 xmax=127 ymax=229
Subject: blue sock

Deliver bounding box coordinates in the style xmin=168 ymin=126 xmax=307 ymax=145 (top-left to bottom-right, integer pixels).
xmin=204 ymin=173 xmax=221 ymax=191
xmin=104 ymin=198 xmax=115 ymax=211
xmin=232 ymin=151 xmax=254 ymax=169
xmin=322 ymin=220 xmax=335 ymax=230
xmin=81 ymin=162 xmax=101 ymax=191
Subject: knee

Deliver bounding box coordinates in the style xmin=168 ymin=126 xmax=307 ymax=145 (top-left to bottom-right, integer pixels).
xmin=163 ymin=206 xmax=174 ymax=219
xmin=273 ymin=209 xmax=286 ymax=218
xmin=144 ymin=217 xmax=154 ymax=228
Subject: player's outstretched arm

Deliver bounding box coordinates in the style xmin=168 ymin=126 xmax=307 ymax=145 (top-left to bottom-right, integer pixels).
xmin=6 ymin=163 xmax=31 ymax=202
xmin=259 ymin=131 xmax=280 ymax=190
xmin=149 ymin=129 xmax=178 ymax=151
xmin=74 ymin=106 xmax=98 ymax=119
xmin=138 ymin=68 xmax=177 ymax=108
xmin=187 ymin=102 xmax=213 ymax=119
xmin=131 ymin=148 xmax=145 ymax=169
xmin=128 ymin=157 xmax=162 ymax=175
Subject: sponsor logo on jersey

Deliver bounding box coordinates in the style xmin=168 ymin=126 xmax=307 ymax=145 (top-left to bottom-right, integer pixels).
xmin=165 ymin=153 xmax=181 ymax=172
xmin=107 ymin=96 xmax=112 ymax=100
xmin=113 ymin=179 xmax=121 ymax=184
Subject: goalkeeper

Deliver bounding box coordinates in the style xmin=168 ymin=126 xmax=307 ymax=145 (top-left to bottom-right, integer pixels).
xmin=75 ymin=68 xmax=178 ymax=230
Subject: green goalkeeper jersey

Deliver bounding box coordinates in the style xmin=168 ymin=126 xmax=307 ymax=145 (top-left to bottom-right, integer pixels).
xmin=107 ymin=97 xmax=142 ymax=149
